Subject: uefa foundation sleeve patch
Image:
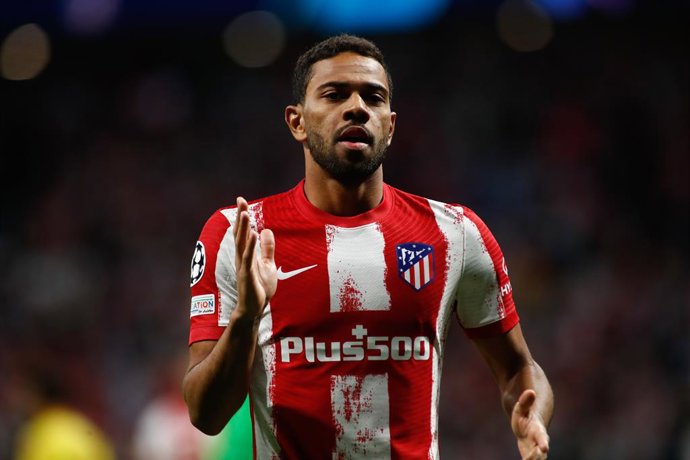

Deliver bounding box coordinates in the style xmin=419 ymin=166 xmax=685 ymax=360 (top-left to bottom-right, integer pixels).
xmin=191 ymin=294 xmax=215 ymax=317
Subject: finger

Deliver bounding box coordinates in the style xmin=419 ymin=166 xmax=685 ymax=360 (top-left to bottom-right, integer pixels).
xmin=514 ymin=389 xmax=537 ymax=419
xmin=528 ymin=444 xmax=549 ymax=460
xmin=234 ymin=211 xmax=250 ymax=269
xmin=242 ymin=229 xmax=258 ymax=272
xmin=536 ymin=431 xmax=550 ymax=453
xmin=259 ymin=229 xmax=275 ymax=264
xmin=233 ymin=197 xmax=249 ymax=239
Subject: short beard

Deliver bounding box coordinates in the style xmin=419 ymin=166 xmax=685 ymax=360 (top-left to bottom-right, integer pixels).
xmin=306 ymin=130 xmax=388 ymax=186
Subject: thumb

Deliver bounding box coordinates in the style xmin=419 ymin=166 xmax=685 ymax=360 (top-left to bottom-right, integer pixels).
xmin=514 ymin=389 xmax=537 ymax=419
xmin=260 ymin=229 xmax=275 ymax=263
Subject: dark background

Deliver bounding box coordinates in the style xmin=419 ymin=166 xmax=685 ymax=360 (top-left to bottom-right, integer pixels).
xmin=1 ymin=0 xmax=687 ymax=458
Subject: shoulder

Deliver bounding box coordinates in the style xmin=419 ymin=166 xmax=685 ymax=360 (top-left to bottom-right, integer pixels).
xmin=386 ymin=184 xmax=439 ymax=209
xmin=199 ymin=186 xmax=296 ymax=234
xmin=200 ymin=207 xmax=234 ymax=235
xmin=386 ymin=183 xmax=478 ymax=224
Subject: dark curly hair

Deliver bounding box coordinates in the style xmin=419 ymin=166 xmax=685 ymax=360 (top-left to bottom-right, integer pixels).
xmin=291 ymin=34 xmax=393 ymax=104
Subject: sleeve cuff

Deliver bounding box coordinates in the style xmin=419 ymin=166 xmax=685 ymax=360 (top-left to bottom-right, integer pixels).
xmin=189 ymin=325 xmax=225 ymax=345
xmin=461 ymin=310 xmax=520 ymax=339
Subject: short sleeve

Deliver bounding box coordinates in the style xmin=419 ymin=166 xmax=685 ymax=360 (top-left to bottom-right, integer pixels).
xmin=456 ymin=208 xmax=519 ymax=339
xmin=188 ymin=209 xmax=239 ymax=345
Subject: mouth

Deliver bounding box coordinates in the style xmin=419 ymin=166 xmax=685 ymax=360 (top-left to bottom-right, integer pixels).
xmin=336 ymin=126 xmax=373 ymax=150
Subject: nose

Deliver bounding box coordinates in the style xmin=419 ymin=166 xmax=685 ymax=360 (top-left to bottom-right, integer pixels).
xmin=343 ymin=93 xmax=370 ymax=123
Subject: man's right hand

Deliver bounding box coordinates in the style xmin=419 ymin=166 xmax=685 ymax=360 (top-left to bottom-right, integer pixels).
xmin=183 ymin=197 xmax=276 ymax=435
xmin=231 ymin=197 xmax=277 ymax=324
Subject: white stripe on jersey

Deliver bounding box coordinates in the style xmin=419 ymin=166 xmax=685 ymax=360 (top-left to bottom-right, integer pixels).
xmin=219 ymin=201 xmax=264 ymax=234
xmin=427 ymin=200 xmax=467 ymax=460
xmin=325 ymin=223 xmax=391 ymax=312
xmin=330 ymin=374 xmax=391 ymax=460
xmin=458 ymin=215 xmax=504 ymax=328
xmin=215 ymin=225 xmax=238 ymax=327
xmin=220 ymin=203 xmax=279 ymax=457
xmin=251 ymin=304 xmax=280 ymax=459
xmin=219 ymin=203 xmax=264 ymax=326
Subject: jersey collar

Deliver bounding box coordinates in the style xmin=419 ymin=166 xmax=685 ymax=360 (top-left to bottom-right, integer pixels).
xmin=291 ymin=179 xmax=394 ymax=227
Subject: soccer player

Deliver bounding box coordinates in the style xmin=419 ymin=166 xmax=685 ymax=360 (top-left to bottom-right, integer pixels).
xmin=183 ymin=35 xmax=553 ymax=459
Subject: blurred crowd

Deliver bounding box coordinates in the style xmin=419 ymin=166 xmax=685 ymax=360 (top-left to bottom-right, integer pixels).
xmin=0 ymin=10 xmax=687 ymax=460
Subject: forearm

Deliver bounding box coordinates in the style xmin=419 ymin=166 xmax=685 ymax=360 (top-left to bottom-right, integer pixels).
xmin=502 ymin=360 xmax=553 ymax=425
xmin=183 ymin=314 xmax=258 ymax=435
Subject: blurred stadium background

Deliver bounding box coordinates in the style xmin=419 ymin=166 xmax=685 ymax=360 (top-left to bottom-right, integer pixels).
xmin=0 ymin=0 xmax=687 ymax=458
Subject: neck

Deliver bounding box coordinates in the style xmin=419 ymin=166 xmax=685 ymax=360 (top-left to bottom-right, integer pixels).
xmin=304 ymin=163 xmax=384 ymax=217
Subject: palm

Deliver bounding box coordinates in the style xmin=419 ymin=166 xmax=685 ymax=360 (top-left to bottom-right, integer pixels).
xmin=253 ymin=237 xmax=277 ymax=303
xmin=511 ymin=390 xmax=549 ymax=460
xmin=233 ymin=197 xmax=277 ymax=319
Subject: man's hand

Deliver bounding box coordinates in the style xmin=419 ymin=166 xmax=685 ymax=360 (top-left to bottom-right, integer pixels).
xmin=232 ymin=197 xmax=277 ymax=322
xmin=511 ymin=389 xmax=550 ymax=460
xmin=183 ymin=197 xmax=276 ymax=434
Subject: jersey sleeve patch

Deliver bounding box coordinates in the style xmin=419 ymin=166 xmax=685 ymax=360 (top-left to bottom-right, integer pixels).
xmin=191 ymin=294 xmax=215 ymax=317
xmin=190 ymin=241 xmax=206 ymax=287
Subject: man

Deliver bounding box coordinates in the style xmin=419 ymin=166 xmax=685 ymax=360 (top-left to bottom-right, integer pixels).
xmin=183 ymin=34 xmax=553 ymax=459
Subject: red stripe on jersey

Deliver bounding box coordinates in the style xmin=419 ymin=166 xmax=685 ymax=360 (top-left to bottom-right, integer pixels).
xmin=262 ymin=190 xmax=340 ymax=458
xmin=379 ymin=190 xmax=446 ymax=458
xmin=189 ymin=209 xmax=232 ymax=345
xmin=461 ymin=208 xmax=519 ymax=339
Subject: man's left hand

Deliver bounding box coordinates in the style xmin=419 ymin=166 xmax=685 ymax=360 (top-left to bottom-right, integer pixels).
xmin=511 ymin=389 xmax=550 ymax=460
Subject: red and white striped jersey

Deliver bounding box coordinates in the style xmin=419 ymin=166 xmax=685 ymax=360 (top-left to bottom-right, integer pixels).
xmin=189 ymin=181 xmax=519 ymax=459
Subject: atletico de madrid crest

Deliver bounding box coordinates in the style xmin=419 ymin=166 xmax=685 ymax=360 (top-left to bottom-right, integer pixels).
xmin=396 ymin=243 xmax=435 ymax=291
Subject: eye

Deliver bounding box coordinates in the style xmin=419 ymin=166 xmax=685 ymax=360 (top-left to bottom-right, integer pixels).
xmin=323 ymin=91 xmax=342 ymax=101
xmin=366 ymin=93 xmax=386 ymax=105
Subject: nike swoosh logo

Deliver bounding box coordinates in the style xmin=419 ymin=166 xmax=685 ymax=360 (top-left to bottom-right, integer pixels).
xmin=276 ymin=264 xmax=318 ymax=281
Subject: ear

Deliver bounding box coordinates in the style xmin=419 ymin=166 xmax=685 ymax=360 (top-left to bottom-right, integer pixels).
xmin=386 ymin=111 xmax=397 ymax=147
xmin=285 ymin=104 xmax=307 ymax=142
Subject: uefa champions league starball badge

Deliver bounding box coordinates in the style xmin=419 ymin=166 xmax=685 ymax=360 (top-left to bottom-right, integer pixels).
xmin=190 ymin=241 xmax=206 ymax=286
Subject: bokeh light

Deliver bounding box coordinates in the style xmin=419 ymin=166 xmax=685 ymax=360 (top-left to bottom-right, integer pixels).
xmin=534 ymin=0 xmax=587 ymax=20
xmin=222 ymin=11 xmax=286 ymax=69
xmin=291 ymin=0 xmax=451 ymax=32
xmin=63 ymin=0 xmax=121 ymax=36
xmin=497 ymin=0 xmax=554 ymax=52
xmin=587 ymin=0 xmax=633 ymax=14
xmin=1 ymin=23 xmax=51 ymax=81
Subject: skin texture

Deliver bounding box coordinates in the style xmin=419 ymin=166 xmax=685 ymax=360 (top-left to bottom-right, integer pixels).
xmin=285 ymin=52 xmax=396 ymax=216
xmin=183 ymin=51 xmax=553 ymax=458
xmin=473 ymin=325 xmax=553 ymax=459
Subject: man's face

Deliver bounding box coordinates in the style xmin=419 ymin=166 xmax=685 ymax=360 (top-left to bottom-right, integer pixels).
xmin=299 ymin=52 xmax=396 ymax=185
